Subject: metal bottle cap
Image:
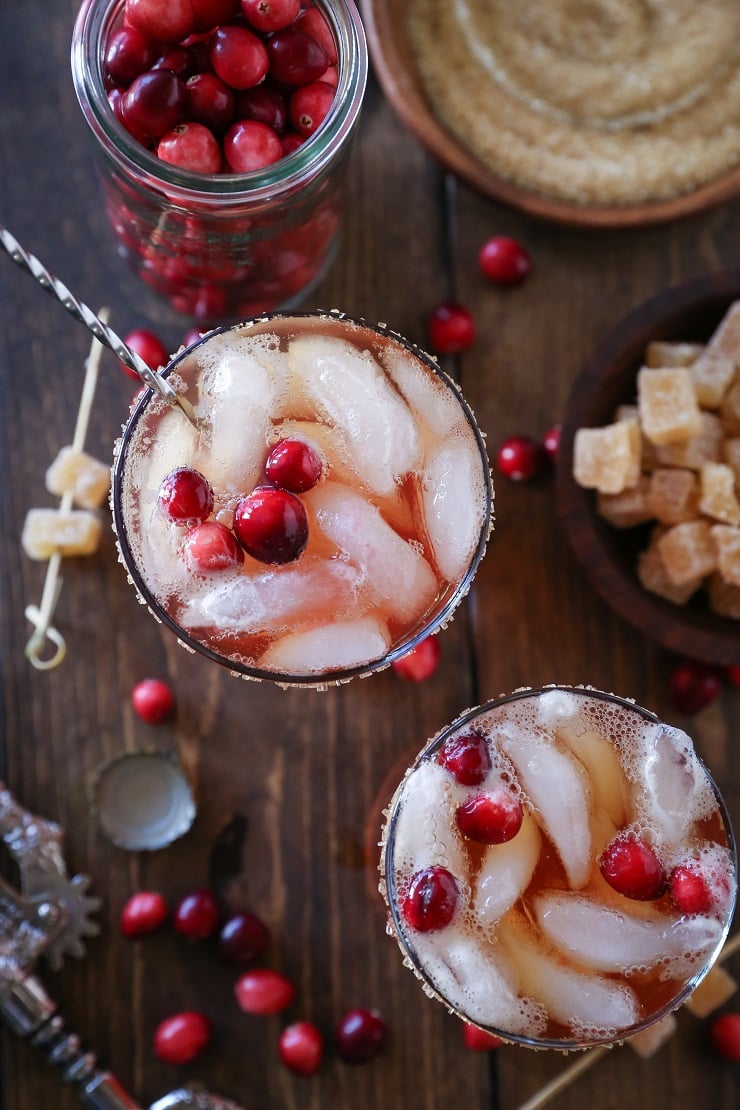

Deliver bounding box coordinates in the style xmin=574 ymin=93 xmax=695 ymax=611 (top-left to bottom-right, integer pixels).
xmin=93 ymin=752 xmax=195 ymax=852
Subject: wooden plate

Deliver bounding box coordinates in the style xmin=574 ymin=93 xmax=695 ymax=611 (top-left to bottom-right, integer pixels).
xmin=556 ymin=272 xmax=740 ymax=666
xmin=360 ymin=0 xmax=740 ymax=228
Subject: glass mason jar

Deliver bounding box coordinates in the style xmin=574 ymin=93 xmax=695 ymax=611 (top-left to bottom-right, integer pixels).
xmin=71 ymin=1 xmax=367 ymax=323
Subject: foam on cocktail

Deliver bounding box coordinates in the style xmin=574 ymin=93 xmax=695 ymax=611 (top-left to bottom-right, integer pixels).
xmin=117 ymin=314 xmax=491 ymax=680
xmin=382 ymin=688 xmax=735 ymax=1046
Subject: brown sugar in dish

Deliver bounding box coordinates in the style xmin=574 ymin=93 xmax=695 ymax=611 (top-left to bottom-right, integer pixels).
xmin=407 ymin=0 xmax=740 ymax=206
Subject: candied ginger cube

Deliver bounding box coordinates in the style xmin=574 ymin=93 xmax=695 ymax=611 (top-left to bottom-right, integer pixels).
xmin=711 ymin=524 xmax=740 ymax=587
xmin=645 ymin=341 xmax=704 ymax=368
xmin=45 ymin=446 xmax=110 ymax=510
xmin=637 ymin=540 xmax=702 ymax=605
xmin=22 ymin=508 xmax=101 ymax=560
xmin=691 ymin=353 xmax=735 ymax=409
xmin=616 ymin=406 xmax=658 ymax=469
xmin=708 ymin=571 xmax=740 ymax=618
xmin=627 ymin=1014 xmax=677 ymax=1058
xmin=573 ymin=420 xmax=640 ymax=494
xmin=722 ymin=437 xmax=740 ymax=485
xmin=657 ymin=520 xmax=716 ymax=586
xmin=684 ymin=964 xmax=737 ymax=1018
xmin=707 ymin=300 xmax=740 ymax=363
xmin=638 ymin=367 xmax=701 ymax=445
xmin=646 ymin=468 xmax=699 ymax=524
xmin=699 ymin=463 xmax=740 ymax=525
xmin=720 ymin=376 xmax=740 ymax=436
xmin=653 ymin=412 xmax=722 ymax=470
xmin=597 ymin=476 xmax=652 ymax=528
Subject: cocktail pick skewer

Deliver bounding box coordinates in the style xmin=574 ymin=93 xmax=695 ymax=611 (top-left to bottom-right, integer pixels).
xmin=0 ymin=224 xmax=196 ymax=425
xmin=515 ymin=930 xmax=740 ymax=1110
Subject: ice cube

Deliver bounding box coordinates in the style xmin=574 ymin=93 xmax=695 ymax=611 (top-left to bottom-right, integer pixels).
xmin=383 ymin=345 xmax=462 ymax=437
xmin=499 ymin=913 xmax=641 ymax=1034
xmin=392 ymin=761 xmax=467 ymax=879
xmin=259 ymin=616 xmax=390 ymax=675
xmin=306 ymin=483 xmax=438 ymax=623
xmin=474 ymin=811 xmax=541 ymax=927
xmin=143 ymin=408 xmax=199 ymax=495
xmin=497 ymin=724 xmax=592 ymax=889
xmin=290 ymin=334 xmax=420 ymax=495
xmin=552 ymin=714 xmax=627 ymax=827
xmin=638 ymin=725 xmax=715 ymax=845
xmin=422 ymin=438 xmax=487 ymax=583
xmin=535 ymin=892 xmax=723 ymax=973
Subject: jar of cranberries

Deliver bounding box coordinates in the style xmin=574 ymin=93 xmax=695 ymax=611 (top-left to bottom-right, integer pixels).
xmin=71 ymin=0 xmax=367 ymax=322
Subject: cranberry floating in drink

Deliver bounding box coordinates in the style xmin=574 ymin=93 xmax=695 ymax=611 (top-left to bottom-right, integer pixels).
xmin=112 ymin=311 xmax=492 ymax=686
xmin=380 ymin=687 xmax=736 ymax=1048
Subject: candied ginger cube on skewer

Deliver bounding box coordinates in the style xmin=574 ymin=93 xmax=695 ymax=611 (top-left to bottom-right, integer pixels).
xmin=656 ymin=520 xmax=717 ymax=586
xmin=474 ymin=811 xmax=541 ymax=928
xmin=711 ymin=525 xmax=740 ymax=588
xmin=708 ymin=570 xmax=740 ymax=618
xmin=646 ymin=468 xmax=699 ymax=525
xmin=259 ymin=616 xmax=391 ymax=675
xmin=45 ymin=446 xmax=110 ymax=510
xmin=597 ymin=476 xmax=653 ymax=528
xmin=572 ymin=420 xmax=641 ymax=494
xmin=637 ymin=367 xmax=702 ymax=446
xmin=627 ymin=1014 xmax=678 ymax=1058
xmin=22 ymin=508 xmax=101 ymax=560
xmin=684 ymin=964 xmax=738 ymax=1018
xmin=653 ymin=411 xmax=723 ymax=469
xmin=699 ymin=463 xmax=740 ymax=525
xmin=691 ymin=353 xmax=736 ymax=409
xmin=645 ymin=341 xmax=704 ymax=368
xmin=706 ymin=300 xmax=740 ymax=363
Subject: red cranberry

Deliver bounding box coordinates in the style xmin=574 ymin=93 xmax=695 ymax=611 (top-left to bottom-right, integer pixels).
xmin=186 ymin=73 xmax=235 ymax=133
xmin=234 ymin=968 xmax=295 ymax=1014
xmin=669 ymin=659 xmax=723 ymax=715
xmin=122 ymin=327 xmax=169 ymax=380
xmin=184 ymin=521 xmax=244 ymax=571
xmin=241 ymin=0 xmax=300 ymax=33
xmin=727 ymin=665 xmax=740 ymax=686
xmin=709 ymin=1013 xmax=740 ymax=1061
xmin=266 ymin=26 xmax=329 ymax=85
xmin=401 ymin=866 xmax=459 ymax=933
xmin=173 ymin=888 xmax=220 ymax=940
xmin=280 ymin=131 xmax=305 ymax=157
xmin=192 ymin=0 xmax=241 ymax=33
xmin=236 ymin=84 xmax=288 ymax=133
xmin=463 ymin=1023 xmax=504 ymax=1051
xmin=131 ymin=678 xmax=175 ymax=724
xmin=436 ymin=731 xmax=491 ymax=786
xmin=599 ymin=834 xmax=666 ymax=901
xmin=455 ymin=790 xmax=523 ymax=845
xmin=278 ymin=1021 xmax=323 ymax=1077
xmin=121 ymin=70 xmax=187 ymax=139
xmin=496 ymin=435 xmax=546 ymax=480
xmin=182 ymin=327 xmax=205 ymax=347
xmin=120 ymin=891 xmax=168 ymax=938
xmin=218 ymin=911 xmax=269 ymax=964
xmin=127 ymin=0 xmax=196 ymax=43
xmin=265 ymin=438 xmax=323 ymax=492
xmin=335 ymin=1009 xmax=387 ymax=1064
xmin=427 ymin=301 xmax=475 ymax=355
xmin=105 ymin=26 xmax=158 ymax=85
xmin=233 ymin=487 xmax=308 ymax=564
xmin=158 ymin=467 xmax=214 ymax=526
xmin=295 ymin=7 xmax=337 ymax=64
xmin=289 ymin=81 xmax=335 ymax=136
xmin=153 ymin=1012 xmax=211 ymax=1065
xmin=478 ymin=236 xmax=532 ymax=286
xmin=158 ymin=122 xmax=222 ymax=172
xmin=210 ymin=25 xmax=270 ymax=89
xmin=391 ymin=636 xmax=441 ymax=682
xmin=152 ymin=46 xmax=193 ymax=78
xmin=224 ymin=119 xmax=283 ymax=172
xmin=668 ymin=864 xmax=714 ymax=915
xmin=543 ymin=424 xmax=561 ymax=459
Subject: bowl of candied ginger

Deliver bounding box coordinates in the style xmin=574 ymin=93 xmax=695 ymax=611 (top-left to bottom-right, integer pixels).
xmin=557 ymin=271 xmax=740 ymax=666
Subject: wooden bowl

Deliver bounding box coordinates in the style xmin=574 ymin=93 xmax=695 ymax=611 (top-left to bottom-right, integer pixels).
xmin=556 ymin=272 xmax=740 ymax=666
xmin=360 ymin=0 xmax=740 ymax=228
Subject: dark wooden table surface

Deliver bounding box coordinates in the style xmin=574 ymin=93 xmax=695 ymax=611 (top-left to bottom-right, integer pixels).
xmin=1 ymin=4 xmax=739 ymax=1109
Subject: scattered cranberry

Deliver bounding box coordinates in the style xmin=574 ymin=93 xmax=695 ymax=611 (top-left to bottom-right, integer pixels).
xmin=391 ymin=636 xmax=441 ymax=682
xmin=266 ymin=25 xmax=329 ymax=85
xmin=289 ymin=80 xmax=335 ymax=136
xmin=401 ymin=866 xmax=459 ymax=933
xmin=727 ymin=665 xmax=740 ymax=686
xmin=543 ymin=424 xmax=561 ymax=460
xmin=158 ymin=467 xmax=214 ymax=526
xmin=709 ymin=1012 xmax=740 ymax=1061
xmin=233 ymin=487 xmax=308 ymax=564
xmin=599 ymin=834 xmax=666 ymax=901
xmin=278 ymin=1021 xmax=323 ymax=1077
xmin=218 ymin=911 xmax=269 ymax=964
xmin=496 ymin=435 xmax=546 ymax=481
xmin=235 ymin=968 xmax=296 ymax=1014
xmin=120 ymin=891 xmax=168 ymax=938
xmin=427 ymin=301 xmax=475 ymax=355
xmin=224 ymin=119 xmax=283 ymax=172
xmin=265 ymin=438 xmax=323 ymax=492
xmin=436 ymin=731 xmax=491 ymax=786
xmin=184 ymin=521 xmax=244 ymax=571
xmin=153 ymin=1011 xmax=211 ymax=1065
xmin=463 ymin=1023 xmax=503 ymax=1051
xmin=670 ymin=660 xmax=723 ymax=715
xmin=158 ymin=122 xmax=222 ymax=173
xmin=455 ymin=790 xmax=523 ymax=845
xmin=335 ymin=1008 xmax=387 ymax=1064
xmin=478 ymin=236 xmax=532 ymax=286
xmin=122 ymin=327 xmax=169 ymax=380
xmin=668 ymin=863 xmax=714 ymax=915
xmin=241 ymin=0 xmax=301 ymax=33
xmin=173 ymin=888 xmax=220 ymax=940
xmin=182 ymin=327 xmax=205 ymax=347
xmin=131 ymin=678 xmax=175 ymax=724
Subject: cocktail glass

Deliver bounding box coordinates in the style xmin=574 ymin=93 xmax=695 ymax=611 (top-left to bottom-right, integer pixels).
xmin=380 ymin=685 xmax=736 ymax=1049
xmin=112 ymin=310 xmax=493 ymax=687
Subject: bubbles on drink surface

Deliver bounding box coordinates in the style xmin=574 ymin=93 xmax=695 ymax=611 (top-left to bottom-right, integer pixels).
xmin=384 ymin=688 xmax=736 ymax=1045
xmin=118 ymin=315 xmax=490 ymax=679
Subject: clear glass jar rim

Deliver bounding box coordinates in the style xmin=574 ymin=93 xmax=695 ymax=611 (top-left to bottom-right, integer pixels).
xmin=71 ymin=0 xmax=368 ymax=205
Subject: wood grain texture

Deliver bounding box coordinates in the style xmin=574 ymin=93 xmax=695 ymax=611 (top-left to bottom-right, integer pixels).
xmin=0 ymin=4 xmax=738 ymax=1110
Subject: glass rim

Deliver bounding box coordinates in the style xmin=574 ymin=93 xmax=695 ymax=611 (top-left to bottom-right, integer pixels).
xmin=111 ymin=308 xmax=494 ymax=688
xmin=380 ymin=684 xmax=738 ymax=1050
xmin=71 ymin=0 xmax=368 ymax=205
